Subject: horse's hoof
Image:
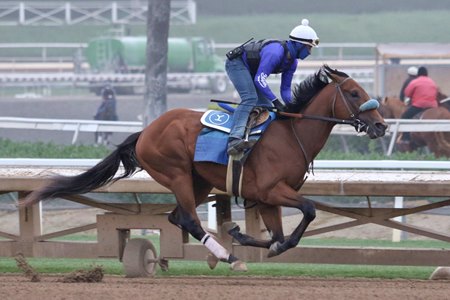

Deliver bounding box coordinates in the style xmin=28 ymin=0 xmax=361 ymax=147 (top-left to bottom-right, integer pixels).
xmin=230 ymin=260 xmax=248 ymax=272
xmin=223 ymin=222 xmax=239 ymax=234
xmin=158 ymin=257 xmax=169 ymax=272
xmin=267 ymin=242 xmax=282 ymax=258
xmin=206 ymin=253 xmax=219 ymax=270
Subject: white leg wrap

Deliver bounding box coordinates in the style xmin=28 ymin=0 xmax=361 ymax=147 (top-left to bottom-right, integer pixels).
xmin=203 ymin=235 xmax=230 ymax=261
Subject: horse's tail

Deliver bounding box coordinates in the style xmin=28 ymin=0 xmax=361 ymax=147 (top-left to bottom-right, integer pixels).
xmin=21 ymin=131 xmax=142 ymax=207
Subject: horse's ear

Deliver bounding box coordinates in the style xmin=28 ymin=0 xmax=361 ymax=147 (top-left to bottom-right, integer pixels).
xmin=318 ymin=67 xmax=330 ymax=84
xmin=321 ymin=65 xmax=335 ymax=83
xmin=321 ymin=64 xmax=343 ymax=83
xmin=382 ymin=96 xmax=388 ymax=104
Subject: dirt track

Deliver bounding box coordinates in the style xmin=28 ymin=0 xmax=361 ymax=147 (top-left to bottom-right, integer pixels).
xmin=0 ymin=275 xmax=448 ymax=300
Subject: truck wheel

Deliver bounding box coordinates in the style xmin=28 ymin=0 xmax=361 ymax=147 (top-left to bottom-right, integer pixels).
xmin=210 ymin=77 xmax=228 ymax=93
xmin=122 ymin=238 xmax=158 ymax=277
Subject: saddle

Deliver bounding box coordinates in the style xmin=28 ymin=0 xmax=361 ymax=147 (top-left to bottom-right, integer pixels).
xmin=195 ymin=106 xmax=276 ymax=196
xmin=200 ymin=107 xmax=272 ymax=134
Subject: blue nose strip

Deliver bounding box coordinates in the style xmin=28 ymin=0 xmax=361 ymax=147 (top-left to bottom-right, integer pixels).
xmin=359 ymin=99 xmax=379 ymax=112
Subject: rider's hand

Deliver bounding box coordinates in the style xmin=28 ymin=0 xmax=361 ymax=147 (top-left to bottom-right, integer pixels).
xmin=272 ymin=99 xmax=287 ymax=112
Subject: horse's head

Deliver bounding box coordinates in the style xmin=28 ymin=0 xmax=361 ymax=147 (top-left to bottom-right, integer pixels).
xmin=325 ymin=66 xmax=387 ymax=138
xmin=378 ymin=96 xmax=406 ymax=119
xmin=291 ymin=65 xmax=387 ymax=139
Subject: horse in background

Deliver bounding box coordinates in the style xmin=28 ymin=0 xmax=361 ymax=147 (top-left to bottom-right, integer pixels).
xmin=438 ymin=91 xmax=450 ymax=111
xmin=379 ymin=96 xmax=450 ymax=157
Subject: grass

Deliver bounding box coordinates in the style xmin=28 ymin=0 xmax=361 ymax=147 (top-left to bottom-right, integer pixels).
xmin=0 ymin=137 xmax=443 ymax=161
xmin=3 ymin=235 xmax=441 ymax=279
xmin=5 ymin=11 xmax=450 ymax=44
xmin=301 ymin=238 xmax=449 ymax=249
xmin=49 ymin=234 xmax=450 ymax=250
xmin=3 ymin=11 xmax=450 ymax=61
xmin=0 ymin=138 xmax=111 ymax=158
xmin=0 ymin=256 xmax=436 ymax=280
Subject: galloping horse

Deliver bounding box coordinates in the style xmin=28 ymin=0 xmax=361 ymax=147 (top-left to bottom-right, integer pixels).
xmin=22 ymin=65 xmax=387 ymax=270
xmin=379 ymin=96 xmax=450 ymax=157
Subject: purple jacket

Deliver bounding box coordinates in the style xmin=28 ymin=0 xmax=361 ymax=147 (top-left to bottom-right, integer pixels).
xmin=243 ymin=42 xmax=298 ymax=103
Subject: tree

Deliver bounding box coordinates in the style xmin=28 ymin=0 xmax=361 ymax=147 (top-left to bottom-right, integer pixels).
xmin=143 ymin=0 xmax=171 ymax=126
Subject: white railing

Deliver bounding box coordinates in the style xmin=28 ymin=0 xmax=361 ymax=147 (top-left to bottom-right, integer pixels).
xmin=2 ymin=158 xmax=450 ymax=170
xmin=1 ymin=116 xmax=450 ymax=149
xmin=0 ymin=1 xmax=196 ymax=26
xmin=0 ymin=117 xmax=142 ymax=144
xmin=1 ymin=42 xmax=378 ymax=63
xmin=0 ymin=43 xmax=86 ymax=63
xmin=0 ymin=72 xmax=228 ymax=88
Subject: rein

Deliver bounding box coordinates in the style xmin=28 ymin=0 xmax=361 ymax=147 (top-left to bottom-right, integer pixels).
xmin=280 ymin=77 xmax=378 ymax=131
xmin=280 ymin=111 xmax=355 ymax=125
xmin=283 ymin=77 xmax=378 ymax=172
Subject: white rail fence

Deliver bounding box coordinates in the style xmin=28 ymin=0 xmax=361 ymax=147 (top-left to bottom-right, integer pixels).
xmin=2 ymin=158 xmax=450 ymax=170
xmin=0 ymin=117 xmax=142 ymax=144
xmin=1 ymin=116 xmax=450 ymax=154
xmin=1 ymin=158 xmax=449 ymax=243
xmin=0 ymin=1 xmax=196 ymax=26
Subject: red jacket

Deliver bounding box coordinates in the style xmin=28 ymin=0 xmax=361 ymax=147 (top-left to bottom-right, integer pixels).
xmin=404 ymin=76 xmax=438 ymax=108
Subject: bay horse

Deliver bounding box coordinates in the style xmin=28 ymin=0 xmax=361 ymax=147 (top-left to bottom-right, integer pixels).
xmin=379 ymin=96 xmax=450 ymax=157
xmin=22 ymin=65 xmax=387 ymax=271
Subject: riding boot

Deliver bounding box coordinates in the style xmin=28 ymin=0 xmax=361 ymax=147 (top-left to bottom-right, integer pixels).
xmin=227 ymin=138 xmax=256 ymax=155
xmin=227 ymin=112 xmax=259 ymax=156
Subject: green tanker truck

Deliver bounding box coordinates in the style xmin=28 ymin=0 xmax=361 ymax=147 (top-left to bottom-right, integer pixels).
xmin=85 ymin=36 xmax=228 ymax=94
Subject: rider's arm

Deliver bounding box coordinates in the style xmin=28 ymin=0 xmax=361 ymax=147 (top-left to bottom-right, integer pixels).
xmin=404 ymin=79 xmax=416 ymax=98
xmin=280 ymin=60 xmax=298 ymax=103
xmin=253 ymin=44 xmax=285 ymax=101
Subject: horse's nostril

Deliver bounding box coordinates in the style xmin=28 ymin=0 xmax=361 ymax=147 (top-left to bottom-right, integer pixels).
xmin=374 ymin=122 xmax=388 ymax=136
xmin=376 ymin=122 xmax=388 ymax=131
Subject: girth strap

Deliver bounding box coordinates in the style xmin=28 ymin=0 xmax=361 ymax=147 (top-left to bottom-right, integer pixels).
xmin=226 ymin=154 xmax=244 ymax=197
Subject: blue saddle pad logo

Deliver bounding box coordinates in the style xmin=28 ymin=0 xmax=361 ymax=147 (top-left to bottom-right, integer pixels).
xmin=206 ymin=111 xmax=231 ymax=129
xmin=200 ymin=109 xmax=274 ymax=135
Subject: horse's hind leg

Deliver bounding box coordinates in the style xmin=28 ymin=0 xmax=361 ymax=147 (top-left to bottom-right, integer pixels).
xmin=167 ymin=175 xmax=246 ymax=270
xmin=228 ymin=204 xmax=285 ymax=249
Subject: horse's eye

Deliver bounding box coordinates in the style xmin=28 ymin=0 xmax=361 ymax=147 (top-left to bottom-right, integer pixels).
xmin=350 ymin=91 xmax=359 ymax=98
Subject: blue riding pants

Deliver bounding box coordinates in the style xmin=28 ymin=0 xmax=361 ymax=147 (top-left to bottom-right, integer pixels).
xmin=400 ymin=105 xmax=425 ymax=141
xmin=225 ymin=58 xmax=271 ymax=140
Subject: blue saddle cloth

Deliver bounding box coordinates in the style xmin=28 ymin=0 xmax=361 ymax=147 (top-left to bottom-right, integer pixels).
xmin=194 ymin=110 xmax=276 ymax=165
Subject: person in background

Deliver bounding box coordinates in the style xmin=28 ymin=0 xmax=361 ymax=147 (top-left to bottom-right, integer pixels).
xmin=94 ymin=83 xmax=119 ymax=145
xmin=399 ymin=66 xmax=418 ymax=103
xmin=225 ymin=19 xmax=319 ymax=155
xmin=399 ymin=66 xmax=438 ymax=143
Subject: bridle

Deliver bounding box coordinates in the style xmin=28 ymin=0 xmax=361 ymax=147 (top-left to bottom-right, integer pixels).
xmin=283 ymin=77 xmax=379 ymax=132
xmin=286 ymin=76 xmax=380 ymax=168
xmin=331 ymin=77 xmax=372 ymax=133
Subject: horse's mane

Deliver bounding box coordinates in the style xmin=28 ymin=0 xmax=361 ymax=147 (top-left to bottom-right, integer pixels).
xmin=289 ymin=65 xmax=348 ymax=113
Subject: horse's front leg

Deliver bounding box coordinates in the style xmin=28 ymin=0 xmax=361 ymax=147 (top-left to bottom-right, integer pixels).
xmin=264 ymin=190 xmax=316 ymax=257
xmin=227 ymin=203 xmax=285 ymax=249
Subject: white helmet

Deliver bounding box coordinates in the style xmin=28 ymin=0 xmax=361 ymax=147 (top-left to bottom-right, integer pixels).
xmin=407 ymin=66 xmax=418 ymax=76
xmin=289 ymin=19 xmax=319 ymax=47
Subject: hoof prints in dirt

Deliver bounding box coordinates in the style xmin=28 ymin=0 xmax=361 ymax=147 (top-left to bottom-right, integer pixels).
xmin=59 ymin=265 xmax=104 ymax=283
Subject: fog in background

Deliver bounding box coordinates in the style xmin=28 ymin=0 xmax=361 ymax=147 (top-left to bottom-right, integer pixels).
xmin=194 ymin=0 xmax=450 ymax=15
